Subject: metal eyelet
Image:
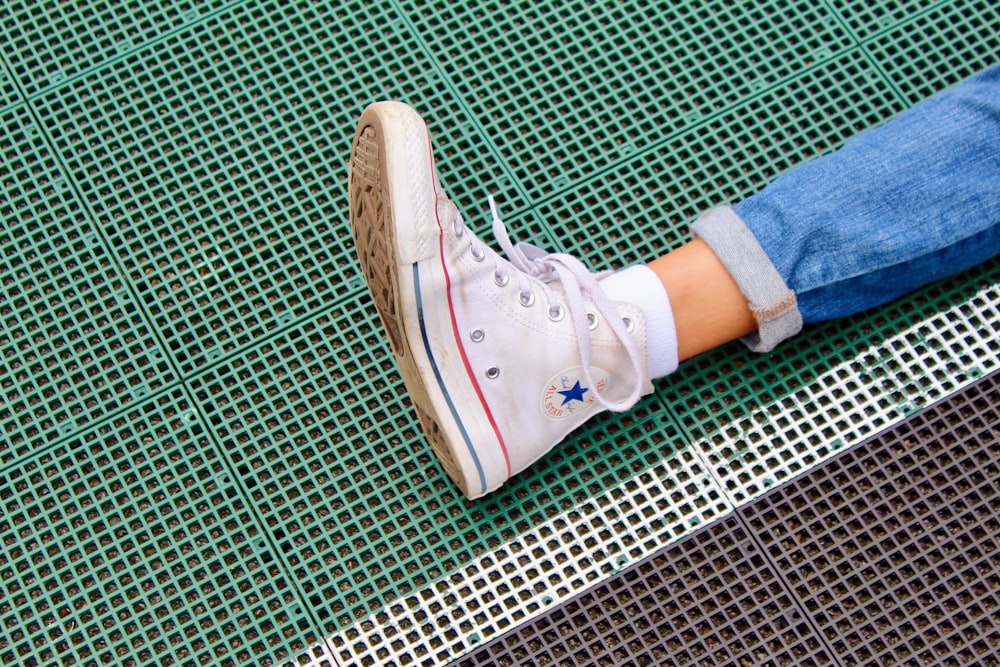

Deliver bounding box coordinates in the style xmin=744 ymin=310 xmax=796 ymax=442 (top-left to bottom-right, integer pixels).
xmin=453 ymin=222 xmax=464 ymax=239
xmin=470 ymin=245 xmax=485 ymax=262
xmin=586 ymin=312 xmax=599 ymax=330
xmin=622 ymin=316 xmax=635 ymax=333
xmin=485 ymin=366 xmax=500 ymax=379
xmin=470 ymin=328 xmax=485 ymax=342
xmin=493 ymin=269 xmax=509 ymax=287
xmin=547 ymin=304 xmax=565 ymax=322
xmin=518 ymin=289 xmax=535 ymax=307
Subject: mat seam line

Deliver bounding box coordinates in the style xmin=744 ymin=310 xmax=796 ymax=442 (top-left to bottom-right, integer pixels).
xmin=820 ymin=0 xmax=914 ymax=109
xmin=730 ymin=497 xmax=848 ymax=667
xmin=826 ymin=0 xmax=912 ymax=109
xmin=0 ymin=378 xmax=177 ymax=476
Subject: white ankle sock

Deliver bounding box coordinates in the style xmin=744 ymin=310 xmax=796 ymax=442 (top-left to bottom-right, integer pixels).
xmin=600 ymin=265 xmax=679 ymax=379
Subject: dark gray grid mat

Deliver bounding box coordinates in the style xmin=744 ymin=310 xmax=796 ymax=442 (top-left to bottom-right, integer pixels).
xmin=455 ymin=369 xmax=1000 ymax=666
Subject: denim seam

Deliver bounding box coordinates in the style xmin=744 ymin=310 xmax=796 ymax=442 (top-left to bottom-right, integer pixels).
xmin=751 ymin=290 xmax=798 ymax=322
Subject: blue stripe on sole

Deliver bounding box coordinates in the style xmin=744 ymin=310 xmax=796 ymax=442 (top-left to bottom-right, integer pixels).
xmin=413 ymin=264 xmax=487 ymax=495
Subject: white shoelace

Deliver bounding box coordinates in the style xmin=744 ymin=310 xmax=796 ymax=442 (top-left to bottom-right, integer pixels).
xmin=482 ymin=196 xmax=645 ymax=412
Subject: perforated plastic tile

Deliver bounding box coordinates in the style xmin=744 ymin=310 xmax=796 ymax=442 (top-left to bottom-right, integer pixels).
xmin=456 ymin=515 xmax=835 ymax=667
xmin=534 ymin=49 xmax=904 ymax=269
xmin=743 ymin=369 xmax=1000 ymax=666
xmin=32 ymin=0 xmax=526 ymax=375
xmin=186 ymin=295 xmax=729 ymax=665
xmin=865 ymin=0 xmax=1000 ymax=104
xmin=398 ymin=0 xmax=853 ymax=202
xmin=0 ymin=106 xmax=174 ymax=465
xmin=0 ymin=1 xmax=234 ymax=96
xmin=0 ymin=388 xmax=316 ymax=666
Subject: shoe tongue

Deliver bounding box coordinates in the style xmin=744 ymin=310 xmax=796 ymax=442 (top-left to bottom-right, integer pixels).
xmin=436 ymin=195 xmax=460 ymax=227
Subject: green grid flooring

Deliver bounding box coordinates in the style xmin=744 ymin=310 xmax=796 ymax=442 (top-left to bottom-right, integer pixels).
xmin=1 ymin=1 xmax=998 ymax=666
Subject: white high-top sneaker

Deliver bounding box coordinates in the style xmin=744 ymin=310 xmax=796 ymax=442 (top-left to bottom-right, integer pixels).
xmin=349 ymin=101 xmax=655 ymax=499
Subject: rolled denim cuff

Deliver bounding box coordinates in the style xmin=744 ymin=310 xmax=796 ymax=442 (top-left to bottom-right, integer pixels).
xmin=690 ymin=205 xmax=803 ymax=352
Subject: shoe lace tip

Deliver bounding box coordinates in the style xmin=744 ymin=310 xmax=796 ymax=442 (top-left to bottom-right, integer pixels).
xmin=487 ymin=194 xmax=499 ymax=221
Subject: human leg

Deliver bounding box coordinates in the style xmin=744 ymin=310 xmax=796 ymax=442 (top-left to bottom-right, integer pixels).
xmin=691 ymin=62 xmax=1000 ymax=352
xmin=647 ymin=239 xmax=756 ymax=360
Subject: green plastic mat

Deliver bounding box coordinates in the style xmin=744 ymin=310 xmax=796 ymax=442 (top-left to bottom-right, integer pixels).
xmin=1 ymin=1 xmax=998 ymax=665
xmin=0 ymin=389 xmax=313 ymax=665
xmin=1 ymin=105 xmax=177 ymax=466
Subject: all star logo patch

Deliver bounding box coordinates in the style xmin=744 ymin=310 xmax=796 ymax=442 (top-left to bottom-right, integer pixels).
xmin=541 ymin=366 xmax=610 ymax=420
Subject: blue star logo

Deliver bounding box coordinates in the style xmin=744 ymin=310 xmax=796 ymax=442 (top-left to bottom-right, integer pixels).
xmin=558 ymin=381 xmax=589 ymax=406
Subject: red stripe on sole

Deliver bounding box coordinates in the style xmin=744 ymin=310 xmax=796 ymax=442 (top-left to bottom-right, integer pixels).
xmin=425 ymin=130 xmax=512 ymax=478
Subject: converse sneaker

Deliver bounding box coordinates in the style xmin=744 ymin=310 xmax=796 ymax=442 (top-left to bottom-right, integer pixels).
xmin=349 ymin=101 xmax=658 ymax=499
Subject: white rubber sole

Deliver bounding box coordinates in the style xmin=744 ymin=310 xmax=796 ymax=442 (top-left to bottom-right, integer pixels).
xmin=348 ymin=102 xmax=507 ymax=499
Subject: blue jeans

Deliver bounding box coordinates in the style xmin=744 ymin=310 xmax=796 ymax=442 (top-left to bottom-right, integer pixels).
xmin=693 ymin=62 xmax=1000 ymax=352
